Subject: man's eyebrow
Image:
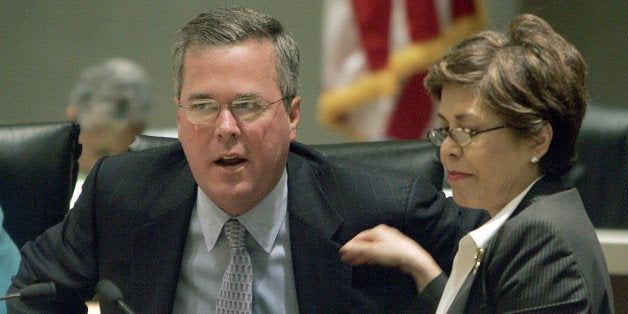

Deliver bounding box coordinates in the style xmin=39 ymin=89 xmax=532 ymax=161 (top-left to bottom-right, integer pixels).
xmin=186 ymin=92 xmax=262 ymax=101
xmin=187 ymin=93 xmax=213 ymax=101
xmin=233 ymin=92 xmax=262 ymax=99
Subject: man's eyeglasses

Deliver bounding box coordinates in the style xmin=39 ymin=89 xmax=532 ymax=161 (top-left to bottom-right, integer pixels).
xmin=427 ymin=125 xmax=509 ymax=147
xmin=177 ymin=96 xmax=289 ymax=124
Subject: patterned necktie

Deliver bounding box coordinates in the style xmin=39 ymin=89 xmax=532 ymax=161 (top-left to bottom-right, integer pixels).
xmin=216 ymin=219 xmax=253 ymax=313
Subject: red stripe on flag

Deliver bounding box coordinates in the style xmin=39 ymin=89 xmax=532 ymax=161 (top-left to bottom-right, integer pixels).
xmin=351 ymin=0 xmax=391 ymax=70
xmin=406 ymin=0 xmax=440 ymax=41
xmin=452 ymin=0 xmax=477 ymax=19
xmin=385 ymin=72 xmax=433 ymax=139
xmin=386 ymin=0 xmax=439 ymax=139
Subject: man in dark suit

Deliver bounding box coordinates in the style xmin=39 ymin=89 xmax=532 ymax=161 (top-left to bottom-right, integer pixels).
xmin=8 ymin=7 xmax=488 ymax=313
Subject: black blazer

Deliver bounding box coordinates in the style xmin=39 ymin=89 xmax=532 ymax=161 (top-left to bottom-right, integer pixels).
xmin=9 ymin=142 xmax=488 ymax=313
xmin=417 ymin=177 xmax=614 ymax=313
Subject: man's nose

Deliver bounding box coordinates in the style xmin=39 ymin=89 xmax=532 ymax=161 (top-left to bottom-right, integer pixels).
xmin=214 ymin=108 xmax=241 ymax=138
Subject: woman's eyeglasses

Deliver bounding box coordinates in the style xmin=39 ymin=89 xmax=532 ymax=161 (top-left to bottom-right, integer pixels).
xmin=427 ymin=125 xmax=509 ymax=147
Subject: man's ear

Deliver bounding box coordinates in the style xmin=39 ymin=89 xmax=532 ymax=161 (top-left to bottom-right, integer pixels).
xmin=531 ymin=122 xmax=553 ymax=159
xmin=174 ymin=96 xmax=182 ymax=126
xmin=288 ymin=96 xmax=301 ymax=140
xmin=66 ymin=105 xmax=77 ymax=121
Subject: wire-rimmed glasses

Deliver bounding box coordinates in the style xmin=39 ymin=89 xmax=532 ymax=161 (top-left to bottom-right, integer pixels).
xmin=177 ymin=96 xmax=289 ymax=124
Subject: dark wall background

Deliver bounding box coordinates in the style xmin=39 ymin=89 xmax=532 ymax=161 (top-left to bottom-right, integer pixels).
xmin=1 ymin=1 xmax=625 ymax=144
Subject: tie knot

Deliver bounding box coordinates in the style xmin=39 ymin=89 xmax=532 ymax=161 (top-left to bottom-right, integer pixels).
xmin=224 ymin=219 xmax=246 ymax=248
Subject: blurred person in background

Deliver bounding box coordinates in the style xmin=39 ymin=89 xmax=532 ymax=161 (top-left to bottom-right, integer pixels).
xmin=66 ymin=58 xmax=152 ymax=207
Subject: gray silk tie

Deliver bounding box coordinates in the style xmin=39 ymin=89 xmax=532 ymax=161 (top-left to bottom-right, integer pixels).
xmin=216 ymin=219 xmax=253 ymax=313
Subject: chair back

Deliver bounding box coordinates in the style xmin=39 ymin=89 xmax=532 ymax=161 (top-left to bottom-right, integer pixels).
xmin=574 ymin=105 xmax=627 ymax=228
xmin=0 ymin=122 xmax=81 ymax=247
xmin=309 ymin=140 xmax=443 ymax=189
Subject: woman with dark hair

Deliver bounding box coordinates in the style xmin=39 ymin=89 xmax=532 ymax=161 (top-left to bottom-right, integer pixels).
xmin=340 ymin=14 xmax=613 ymax=313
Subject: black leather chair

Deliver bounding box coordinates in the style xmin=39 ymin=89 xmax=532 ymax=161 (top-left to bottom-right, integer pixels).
xmin=309 ymin=140 xmax=443 ymax=189
xmin=574 ymin=105 xmax=627 ymax=228
xmin=129 ymin=136 xmax=444 ymax=190
xmin=0 ymin=122 xmax=81 ymax=248
xmin=128 ymin=135 xmax=179 ymax=152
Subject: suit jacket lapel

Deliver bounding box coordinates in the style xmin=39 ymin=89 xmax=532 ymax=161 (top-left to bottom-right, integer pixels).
xmin=286 ymin=150 xmax=353 ymax=312
xmin=120 ymin=154 xmax=197 ymax=313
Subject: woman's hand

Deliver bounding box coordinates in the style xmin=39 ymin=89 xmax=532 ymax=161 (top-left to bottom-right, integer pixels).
xmin=339 ymin=224 xmax=443 ymax=291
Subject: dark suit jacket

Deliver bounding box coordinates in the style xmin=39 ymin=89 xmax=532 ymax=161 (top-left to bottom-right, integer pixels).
xmin=416 ymin=177 xmax=614 ymax=313
xmin=8 ymin=142 xmax=488 ymax=313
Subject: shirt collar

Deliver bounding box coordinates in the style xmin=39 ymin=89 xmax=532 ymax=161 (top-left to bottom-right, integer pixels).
xmin=198 ymin=169 xmax=288 ymax=254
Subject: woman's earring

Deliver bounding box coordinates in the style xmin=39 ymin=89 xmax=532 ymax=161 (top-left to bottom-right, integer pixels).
xmin=531 ymin=156 xmax=539 ymax=163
